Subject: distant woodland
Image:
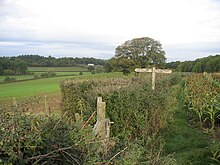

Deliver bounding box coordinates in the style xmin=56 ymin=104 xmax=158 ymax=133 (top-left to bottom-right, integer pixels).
xmin=165 ymin=54 xmax=220 ymax=73
xmin=0 ymin=55 xmax=106 ymax=75
xmin=0 ymin=54 xmax=220 ymax=76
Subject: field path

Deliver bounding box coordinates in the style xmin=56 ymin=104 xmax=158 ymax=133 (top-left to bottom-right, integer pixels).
xmin=163 ymin=107 xmax=211 ymax=164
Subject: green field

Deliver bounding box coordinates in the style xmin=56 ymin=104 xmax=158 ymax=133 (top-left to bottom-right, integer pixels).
xmin=28 ymin=66 xmax=88 ymax=72
xmin=0 ymin=73 xmax=83 ymax=83
xmin=0 ymin=75 xmax=35 ymax=82
xmin=0 ymin=72 xmax=125 ymax=100
xmin=34 ymin=71 xmax=90 ymax=76
xmin=0 ymin=67 xmax=95 ymax=83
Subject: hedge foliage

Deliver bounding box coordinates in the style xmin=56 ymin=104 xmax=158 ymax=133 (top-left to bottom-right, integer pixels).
xmin=1 ymin=74 xmax=180 ymax=164
xmin=0 ymin=105 xmax=105 ymax=164
xmin=60 ymin=75 xmax=179 ymax=163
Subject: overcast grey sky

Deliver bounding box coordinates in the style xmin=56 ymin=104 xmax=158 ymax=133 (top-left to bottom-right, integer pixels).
xmin=0 ymin=0 xmax=220 ymax=61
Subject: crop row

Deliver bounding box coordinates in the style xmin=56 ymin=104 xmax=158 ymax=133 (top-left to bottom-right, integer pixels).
xmin=181 ymin=74 xmax=220 ymax=131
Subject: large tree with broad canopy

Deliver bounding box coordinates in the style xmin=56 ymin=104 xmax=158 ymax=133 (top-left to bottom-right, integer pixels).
xmin=114 ymin=37 xmax=166 ymax=67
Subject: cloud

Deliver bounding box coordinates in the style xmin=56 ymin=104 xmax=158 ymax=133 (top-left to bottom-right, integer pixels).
xmin=0 ymin=40 xmax=115 ymax=59
xmin=165 ymin=42 xmax=220 ymax=62
xmin=0 ymin=0 xmax=220 ymax=61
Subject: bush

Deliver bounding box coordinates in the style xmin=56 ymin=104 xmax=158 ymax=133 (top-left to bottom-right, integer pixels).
xmin=40 ymin=72 xmax=48 ymax=78
xmin=33 ymin=74 xmax=39 ymax=79
xmin=40 ymin=71 xmax=57 ymax=78
xmin=4 ymin=76 xmax=11 ymax=82
xmin=79 ymin=72 xmax=83 ymax=75
xmin=60 ymin=76 xmax=177 ymax=163
xmin=88 ymin=65 xmax=95 ymax=72
xmin=0 ymin=74 xmax=178 ymax=164
xmin=4 ymin=76 xmax=16 ymax=83
xmin=60 ymin=76 xmax=175 ymax=142
xmin=95 ymin=66 xmax=104 ymax=73
xmin=121 ymin=68 xmax=130 ymax=75
xmin=3 ymin=69 xmax=14 ymax=76
xmin=0 ymin=106 xmax=102 ymax=164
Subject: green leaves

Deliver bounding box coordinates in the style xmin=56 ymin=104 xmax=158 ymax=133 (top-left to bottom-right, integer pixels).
xmin=115 ymin=37 xmax=166 ymax=67
xmin=181 ymin=74 xmax=220 ymax=129
xmin=0 ymin=107 xmax=100 ymax=164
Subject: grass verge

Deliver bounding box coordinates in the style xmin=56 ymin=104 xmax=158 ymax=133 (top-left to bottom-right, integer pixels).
xmin=163 ymin=107 xmax=211 ymax=164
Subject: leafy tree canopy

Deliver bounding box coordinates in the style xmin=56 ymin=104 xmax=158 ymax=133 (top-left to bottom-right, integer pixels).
xmin=114 ymin=37 xmax=166 ymax=67
xmin=165 ymin=54 xmax=220 ymax=73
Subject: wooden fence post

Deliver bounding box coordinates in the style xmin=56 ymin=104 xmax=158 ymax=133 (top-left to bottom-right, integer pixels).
xmin=93 ymin=97 xmax=106 ymax=139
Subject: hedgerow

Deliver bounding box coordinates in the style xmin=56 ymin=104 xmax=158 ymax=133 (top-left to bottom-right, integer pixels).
xmin=1 ymin=74 xmax=180 ymax=164
xmin=60 ymin=75 xmax=178 ymax=164
xmin=0 ymin=106 xmax=102 ymax=164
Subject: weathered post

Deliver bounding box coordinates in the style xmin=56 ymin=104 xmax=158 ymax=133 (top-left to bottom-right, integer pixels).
xmin=93 ymin=97 xmax=113 ymax=139
xmin=44 ymin=95 xmax=49 ymax=114
xmin=93 ymin=97 xmax=114 ymax=153
xmin=152 ymin=67 xmax=156 ymax=90
xmin=97 ymin=97 xmax=106 ymax=139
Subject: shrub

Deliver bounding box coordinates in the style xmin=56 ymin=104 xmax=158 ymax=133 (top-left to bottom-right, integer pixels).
xmin=3 ymin=69 xmax=14 ymax=76
xmin=40 ymin=71 xmax=57 ymax=78
xmin=0 ymin=106 xmax=102 ymax=164
xmin=0 ymin=74 xmax=178 ymax=164
xmin=33 ymin=74 xmax=39 ymax=79
xmin=60 ymin=76 xmax=178 ymax=163
xmin=95 ymin=66 xmax=104 ymax=73
xmin=79 ymin=71 xmax=83 ymax=75
xmin=88 ymin=65 xmax=95 ymax=72
xmin=4 ymin=76 xmax=16 ymax=83
xmin=60 ymin=76 xmax=175 ymax=143
xmin=121 ymin=68 xmax=130 ymax=75
xmin=4 ymin=76 xmax=11 ymax=82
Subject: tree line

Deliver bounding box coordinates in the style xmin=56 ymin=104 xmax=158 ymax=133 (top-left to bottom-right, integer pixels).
xmin=165 ymin=55 xmax=220 ymax=73
xmin=13 ymin=55 xmax=106 ymax=67
xmin=0 ymin=55 xmax=106 ymax=75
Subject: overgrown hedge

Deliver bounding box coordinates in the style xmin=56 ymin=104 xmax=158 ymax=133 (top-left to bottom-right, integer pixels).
xmin=60 ymin=76 xmax=177 ymax=147
xmin=0 ymin=106 xmax=104 ymax=164
xmin=0 ymin=74 xmax=180 ymax=164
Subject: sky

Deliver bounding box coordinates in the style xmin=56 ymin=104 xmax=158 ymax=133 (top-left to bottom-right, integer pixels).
xmin=0 ymin=0 xmax=220 ymax=62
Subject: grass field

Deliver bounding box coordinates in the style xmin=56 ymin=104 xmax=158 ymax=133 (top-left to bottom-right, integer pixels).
xmin=0 ymin=75 xmax=34 ymax=82
xmin=0 ymin=66 xmax=100 ymax=83
xmin=34 ymin=71 xmax=90 ymax=76
xmin=0 ymin=72 xmax=125 ymax=100
xmin=0 ymin=73 xmax=80 ymax=83
xmin=28 ymin=66 xmax=88 ymax=72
